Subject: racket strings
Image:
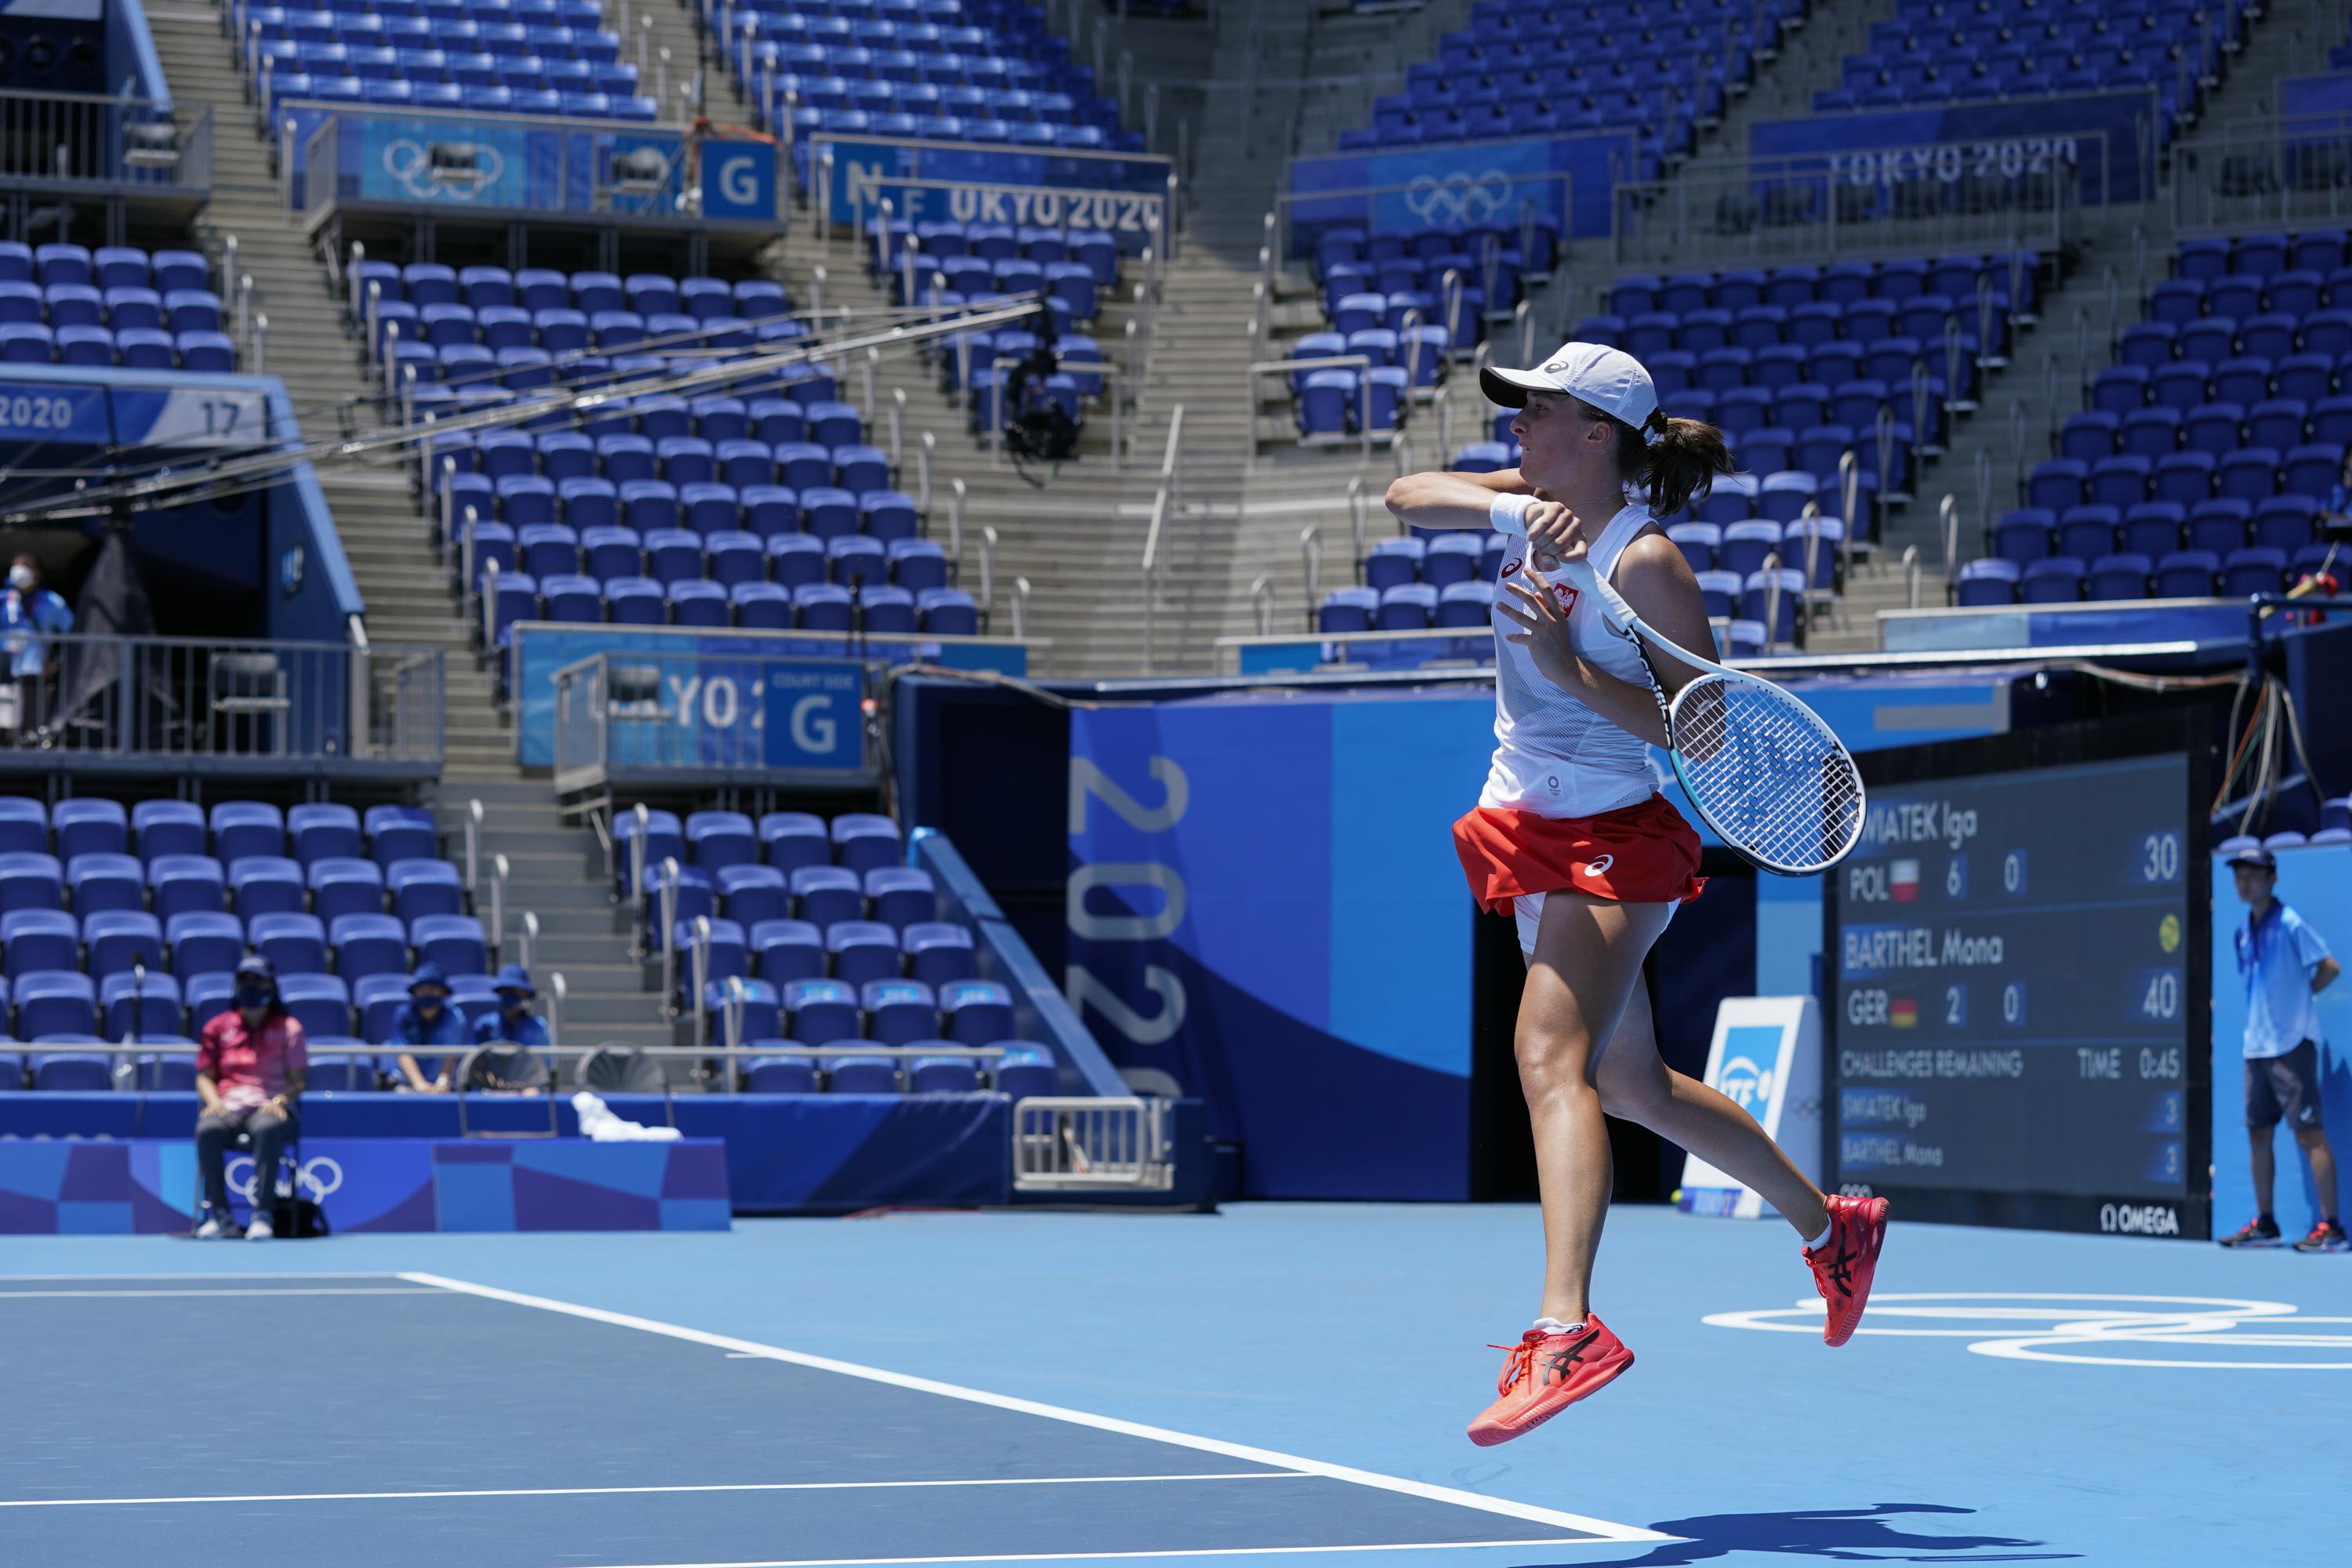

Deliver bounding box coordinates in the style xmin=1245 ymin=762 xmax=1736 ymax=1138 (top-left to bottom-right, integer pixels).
xmin=1671 ymin=678 xmax=1864 ymax=870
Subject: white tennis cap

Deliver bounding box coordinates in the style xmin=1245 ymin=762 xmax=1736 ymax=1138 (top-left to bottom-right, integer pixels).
xmin=1480 ymin=342 xmax=1664 ymax=443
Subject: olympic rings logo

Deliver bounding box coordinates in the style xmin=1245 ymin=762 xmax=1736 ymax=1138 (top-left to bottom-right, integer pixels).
xmin=381 ymin=139 xmax=503 ymax=203
xmin=1706 ymin=1292 xmax=2352 ymax=1370
xmin=224 ymin=1155 xmax=344 ymax=1204
xmin=1401 ymin=169 xmax=1515 ymax=227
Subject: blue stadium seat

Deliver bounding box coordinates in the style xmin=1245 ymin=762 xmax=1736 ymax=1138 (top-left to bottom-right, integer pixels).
xmin=280 ymin=974 xmax=354 ymax=1040
xmin=410 ymin=914 xmax=488 ymax=977
xmin=66 ymin=853 xmax=144 ymax=915
xmin=52 ymin=799 xmax=127 ymax=862
xmin=0 ymin=852 xmax=62 ymax=913
xmin=942 ymin=978 xmax=1014 ymax=1046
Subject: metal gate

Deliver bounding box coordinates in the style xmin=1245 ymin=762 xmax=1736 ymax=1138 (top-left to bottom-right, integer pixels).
xmin=1012 ymin=1098 xmax=1172 ymax=1192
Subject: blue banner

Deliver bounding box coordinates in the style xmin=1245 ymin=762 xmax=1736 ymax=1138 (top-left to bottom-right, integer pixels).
xmin=0 ymin=381 xmax=111 ymax=445
xmin=817 ymin=133 xmax=1172 ymax=237
xmin=702 ymin=139 xmax=780 ymax=221
xmin=761 ymin=662 xmax=866 ymax=771
xmin=1283 ymin=130 xmax=1631 ymax=250
xmin=1748 ymin=88 xmax=2159 ymax=204
xmin=351 ymin=116 xmax=535 ymax=206
xmin=512 ymin=625 xmax=1025 ymax=768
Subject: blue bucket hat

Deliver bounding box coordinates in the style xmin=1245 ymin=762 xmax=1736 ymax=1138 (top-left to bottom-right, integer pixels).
xmin=234 ymin=953 xmax=276 ymax=986
xmin=407 ymin=961 xmax=450 ymax=996
xmin=491 ymin=962 xmax=536 ymax=997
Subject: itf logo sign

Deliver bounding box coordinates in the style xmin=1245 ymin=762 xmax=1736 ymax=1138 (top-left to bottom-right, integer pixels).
xmin=760 ymin=664 xmax=864 ymax=772
xmin=703 ymin=143 xmax=777 ymax=220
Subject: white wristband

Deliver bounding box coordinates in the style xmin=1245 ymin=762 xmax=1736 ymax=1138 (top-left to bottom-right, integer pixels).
xmin=1489 ymin=492 xmax=1534 ymax=536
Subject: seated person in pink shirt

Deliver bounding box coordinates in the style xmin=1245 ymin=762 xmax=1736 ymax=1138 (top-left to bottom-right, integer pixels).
xmin=193 ymin=954 xmax=309 ymax=1240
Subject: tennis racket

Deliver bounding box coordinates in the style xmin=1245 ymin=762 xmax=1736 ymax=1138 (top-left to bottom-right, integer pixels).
xmin=1549 ymin=557 xmax=1865 ymax=877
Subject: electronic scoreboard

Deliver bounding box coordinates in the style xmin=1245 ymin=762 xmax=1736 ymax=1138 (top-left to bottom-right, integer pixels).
xmin=1824 ymin=717 xmax=2211 ymax=1238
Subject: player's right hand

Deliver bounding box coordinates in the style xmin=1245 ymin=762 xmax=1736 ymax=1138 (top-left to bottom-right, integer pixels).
xmin=1524 ymin=499 xmax=1588 ymax=572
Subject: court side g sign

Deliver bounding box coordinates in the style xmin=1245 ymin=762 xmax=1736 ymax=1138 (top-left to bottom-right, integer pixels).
xmin=760 ymin=663 xmax=866 ymax=771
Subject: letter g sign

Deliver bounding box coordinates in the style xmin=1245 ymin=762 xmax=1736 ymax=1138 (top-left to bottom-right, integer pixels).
xmin=720 ymin=154 xmax=757 ymax=207
xmin=790 ymin=694 xmax=838 ymax=755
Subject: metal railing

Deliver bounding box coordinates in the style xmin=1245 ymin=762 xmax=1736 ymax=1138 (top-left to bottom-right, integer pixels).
xmin=0 ymin=89 xmax=211 ymax=194
xmin=1613 ymin=135 xmax=2093 ymax=270
xmin=1141 ymin=405 xmax=1184 ymax=674
xmin=288 ymin=101 xmax=725 ymax=223
xmin=0 ymin=633 xmax=442 ymax=775
xmin=2172 ymin=111 xmax=2352 ymax=234
xmin=1012 ymin=1096 xmax=1173 ymax=1191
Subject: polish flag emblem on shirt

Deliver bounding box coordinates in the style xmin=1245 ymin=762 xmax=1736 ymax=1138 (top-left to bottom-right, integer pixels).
xmin=1889 ymin=859 xmax=1920 ymax=902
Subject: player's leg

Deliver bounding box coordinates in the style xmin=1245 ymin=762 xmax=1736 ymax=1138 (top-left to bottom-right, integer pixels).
xmin=1593 ymin=985 xmax=1886 ymax=1345
xmin=1466 ymin=891 xmax=1664 ymax=1446
xmin=1592 ymin=984 xmax=1828 ymax=1242
xmin=1519 ymin=890 xmax=1674 ymax=1324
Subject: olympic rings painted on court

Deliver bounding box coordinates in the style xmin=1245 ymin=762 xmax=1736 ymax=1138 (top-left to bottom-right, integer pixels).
xmin=224 ymin=1156 xmax=345 ymax=1203
xmin=1704 ymin=1292 xmax=2352 ymax=1370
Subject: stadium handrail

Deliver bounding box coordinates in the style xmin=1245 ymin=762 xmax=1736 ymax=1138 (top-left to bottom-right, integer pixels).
xmin=1142 ymin=405 xmax=1182 ymax=674
xmin=2172 ymin=110 xmax=2352 ymax=235
xmin=0 ymin=88 xmax=209 ymax=198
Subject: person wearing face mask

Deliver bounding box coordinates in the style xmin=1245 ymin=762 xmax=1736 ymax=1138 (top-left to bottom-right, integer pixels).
xmin=464 ymin=962 xmax=553 ymax=1094
xmin=0 ymin=554 xmax=71 ymax=739
xmin=193 ymin=954 xmax=308 ymax=1240
xmin=390 ymin=962 xmax=470 ymax=1092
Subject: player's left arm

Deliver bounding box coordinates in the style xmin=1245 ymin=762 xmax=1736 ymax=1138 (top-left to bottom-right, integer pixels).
xmin=1612 ymin=533 xmax=1726 ymax=700
xmin=2314 ymin=955 xmax=2341 ymax=994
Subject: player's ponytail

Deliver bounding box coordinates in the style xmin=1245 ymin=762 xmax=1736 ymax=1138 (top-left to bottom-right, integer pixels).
xmin=1628 ymin=411 xmax=1740 ymax=521
xmin=1576 ymin=401 xmax=1737 ymax=519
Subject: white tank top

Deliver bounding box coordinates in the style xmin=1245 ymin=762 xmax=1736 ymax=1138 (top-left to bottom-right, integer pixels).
xmin=1479 ymin=501 xmax=1666 ymax=818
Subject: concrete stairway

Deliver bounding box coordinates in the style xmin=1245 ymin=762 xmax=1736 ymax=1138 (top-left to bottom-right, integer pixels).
xmin=140 ymin=2 xmax=678 ymax=1052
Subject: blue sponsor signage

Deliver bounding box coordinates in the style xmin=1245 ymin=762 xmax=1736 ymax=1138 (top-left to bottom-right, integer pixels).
xmin=1748 ymin=88 xmax=2160 ymax=204
xmin=761 ymin=662 xmax=865 ymax=771
xmin=1283 ymin=130 xmax=1633 ymax=251
xmin=0 ymin=381 xmax=111 ymax=445
xmin=702 ymin=139 xmax=779 ymax=220
xmin=816 ymin=134 xmax=1171 ymax=235
xmin=510 ymin=625 xmax=1026 ymax=767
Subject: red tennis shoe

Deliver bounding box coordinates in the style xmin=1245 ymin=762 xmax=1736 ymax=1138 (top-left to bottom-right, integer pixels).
xmin=1465 ymin=1315 xmax=1634 ymax=1446
xmin=1804 ymin=1194 xmax=1890 ymax=1347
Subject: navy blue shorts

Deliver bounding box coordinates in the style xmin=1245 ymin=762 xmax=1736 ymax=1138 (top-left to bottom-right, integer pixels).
xmin=2246 ymin=1040 xmax=2325 ymax=1131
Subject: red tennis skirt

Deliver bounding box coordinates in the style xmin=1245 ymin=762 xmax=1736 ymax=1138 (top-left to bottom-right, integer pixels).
xmin=1452 ymin=793 xmax=1707 ymax=913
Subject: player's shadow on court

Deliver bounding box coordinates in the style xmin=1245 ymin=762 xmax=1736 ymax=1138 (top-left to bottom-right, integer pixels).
xmin=1571 ymin=1502 xmax=2078 ymax=1564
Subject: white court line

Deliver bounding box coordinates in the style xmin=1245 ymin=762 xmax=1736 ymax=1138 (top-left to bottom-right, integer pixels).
xmin=581 ymin=1542 xmax=1598 ymax=1568
xmin=0 ymin=1272 xmax=404 ymax=1281
xmin=0 ymin=1473 xmax=1300 ymax=1510
xmin=0 ymin=1298 xmax=445 ymax=1307
xmin=401 ymin=1272 xmax=1669 ymax=1547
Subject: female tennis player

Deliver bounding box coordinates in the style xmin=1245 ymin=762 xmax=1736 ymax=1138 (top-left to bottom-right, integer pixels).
xmin=1385 ymin=342 xmax=1889 ymax=1446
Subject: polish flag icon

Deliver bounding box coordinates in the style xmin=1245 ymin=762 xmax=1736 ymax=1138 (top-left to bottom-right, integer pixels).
xmin=1890 ymin=859 xmax=1920 ymax=902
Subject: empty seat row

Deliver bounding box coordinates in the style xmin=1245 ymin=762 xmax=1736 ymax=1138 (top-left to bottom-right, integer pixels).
xmin=472 ymin=524 xmax=949 ymax=591
xmin=694 ymin=916 xmax=975 ymax=989
xmin=485 ymin=574 xmax=975 ymax=644
xmin=428 ymin=395 xmax=866 ymax=461
xmin=0 ymin=851 xmax=459 ymax=923
xmin=0 ymin=800 xmax=434 ymax=867
xmin=354 ymin=263 xmax=786 ymax=320
xmin=0 ymin=909 xmax=488 ymax=982
xmin=1994 ymin=504 xmax=2337 ymax=566
xmin=2027 ymin=448 xmax=2346 ymax=512
xmin=0 ymin=326 xmax=234 ymax=372
xmin=652 ymin=862 xmax=931 ymax=935
xmin=618 ymin=808 xmax=901 ymax=886
xmin=1607 ymin=255 xmax=2035 ymax=318
xmin=2063 ymin=399 xmax=2352 ymax=461
xmin=1954 ymin=547 xmax=2319 ymax=606
xmin=704 ymin=975 xmax=1012 ymax=1047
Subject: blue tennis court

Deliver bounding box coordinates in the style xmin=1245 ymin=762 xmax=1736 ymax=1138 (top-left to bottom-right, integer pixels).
xmin=0 ymin=1262 xmax=1660 ymax=1568
xmin=6 ymin=1205 xmax=2344 ymax=1568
